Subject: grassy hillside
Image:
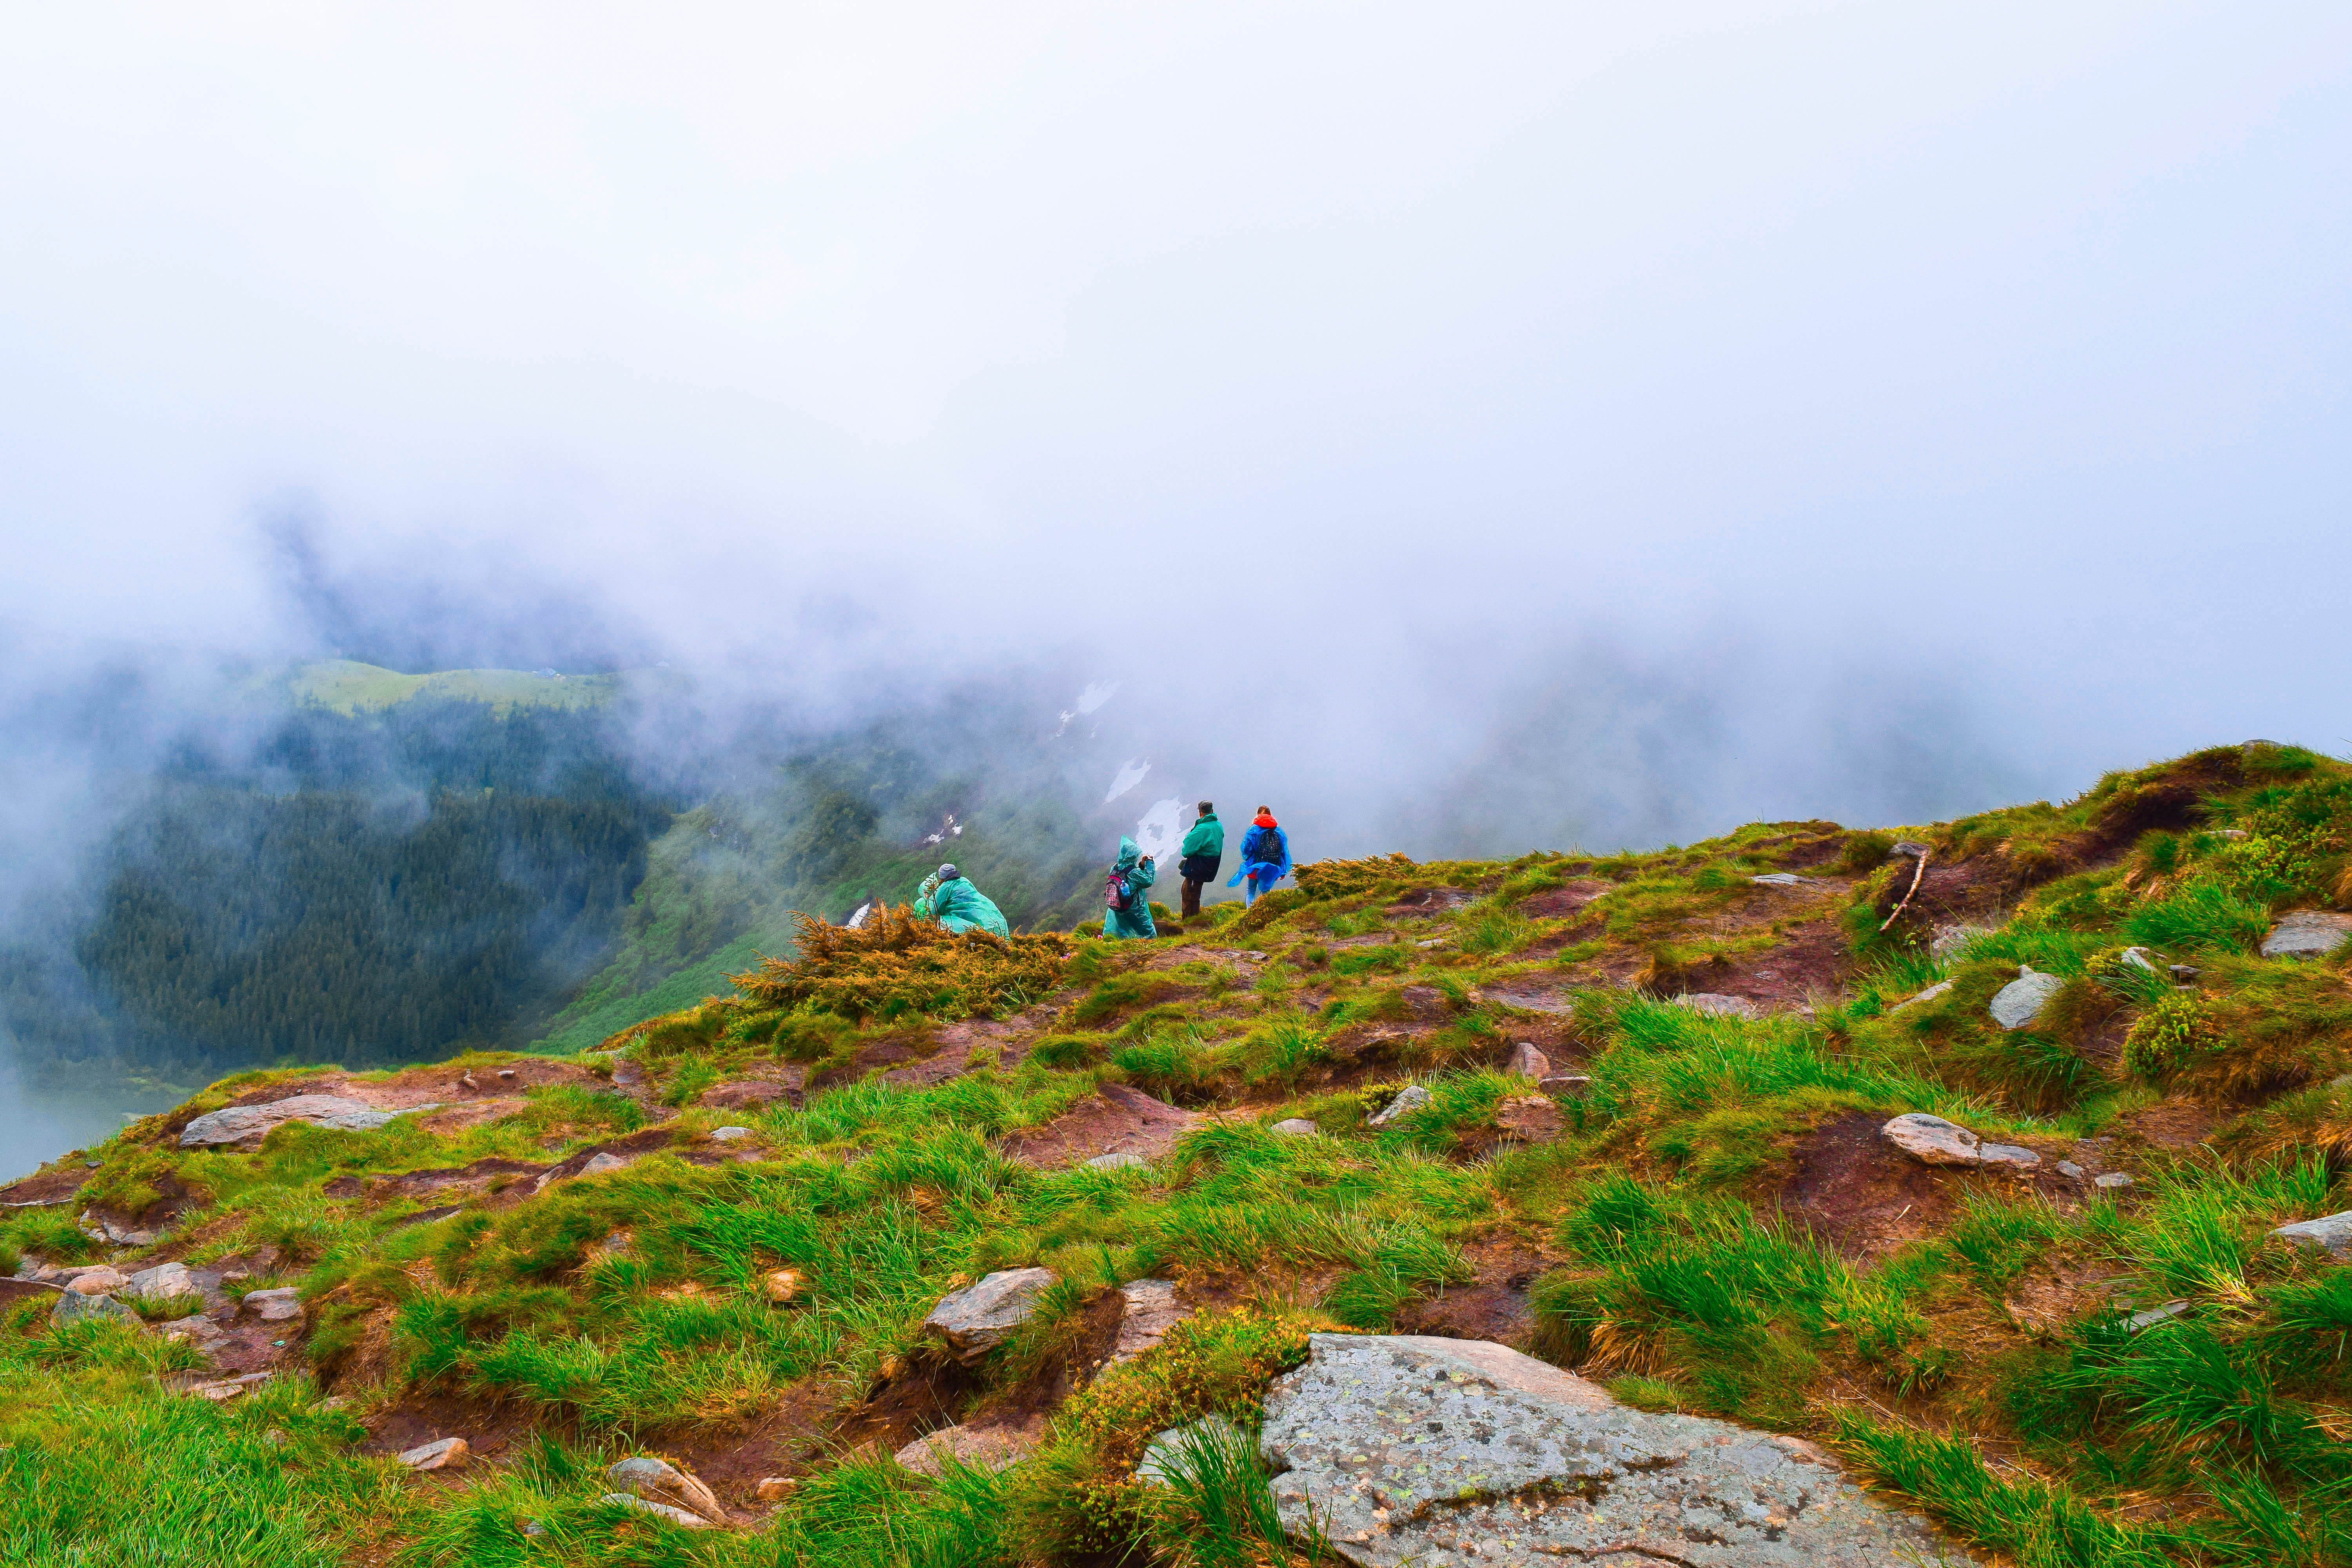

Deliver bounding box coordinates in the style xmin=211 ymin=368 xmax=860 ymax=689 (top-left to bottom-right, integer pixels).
xmin=287 ymin=660 xmax=628 ymax=717
xmin=7 ymin=742 xmax=2352 ymax=1566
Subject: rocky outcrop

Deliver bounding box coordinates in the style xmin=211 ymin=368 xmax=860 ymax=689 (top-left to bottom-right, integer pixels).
xmin=1257 ymin=1334 xmax=1978 ymax=1567
xmin=1988 ymin=967 xmax=2063 ymax=1030
xmin=397 ymin=1437 xmax=468 ymax=1471
xmin=180 ymin=1095 xmax=412 ymax=1148
xmin=241 ymin=1286 xmax=303 ymax=1321
xmin=1880 ymin=1113 xmax=2040 ymax=1170
xmin=895 ymin=1419 xmax=1042 ymax=1476
xmin=2262 ymin=912 xmax=2352 ymax=959
xmin=923 ymin=1267 xmax=1056 ymax=1363
xmin=1112 ymin=1277 xmax=1190 ymax=1363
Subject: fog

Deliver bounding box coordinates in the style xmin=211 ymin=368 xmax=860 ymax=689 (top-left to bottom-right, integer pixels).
xmin=2 ymin=4 xmax=2348 ymax=1166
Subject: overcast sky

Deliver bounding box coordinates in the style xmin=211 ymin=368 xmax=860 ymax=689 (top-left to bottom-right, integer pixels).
xmin=3 ymin=2 xmax=2348 ymax=826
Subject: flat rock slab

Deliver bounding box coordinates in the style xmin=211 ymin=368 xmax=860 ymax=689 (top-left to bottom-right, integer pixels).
xmin=1002 ymin=1083 xmax=1198 ymax=1169
xmin=1483 ymin=988 xmax=1575 ymax=1015
xmin=2263 ymin=911 xmax=2352 ymax=959
xmin=1113 ymin=1278 xmax=1191 ymax=1362
xmin=895 ymin=1417 xmax=1043 ymax=1476
xmin=1270 ymin=1118 xmax=1321 ymax=1137
xmin=1891 ymin=979 xmax=1953 ymax=1012
xmin=1669 ymin=993 xmax=1763 ymax=1020
xmin=1880 ymin=1113 xmax=2040 ymax=1171
xmin=1494 ymin=1097 xmax=1564 ymax=1143
xmin=2274 ymin=1209 xmax=2352 ymax=1258
xmin=180 ymin=1095 xmax=407 ymax=1148
xmin=1261 ymin=1335 xmax=1976 ymax=1568
xmin=1989 ymin=969 xmax=2064 ymax=1030
xmin=924 ymin=1267 xmax=1057 ymax=1363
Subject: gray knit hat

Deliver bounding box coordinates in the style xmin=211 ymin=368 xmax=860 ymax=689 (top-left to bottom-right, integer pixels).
xmin=938 ymin=864 xmax=961 ymax=881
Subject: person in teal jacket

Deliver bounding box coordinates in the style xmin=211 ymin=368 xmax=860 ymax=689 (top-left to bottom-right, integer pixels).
xmin=1176 ymin=801 xmax=1223 ymax=921
xmin=1103 ymin=836 xmax=1158 ymax=938
xmin=914 ymin=864 xmax=1010 ymax=938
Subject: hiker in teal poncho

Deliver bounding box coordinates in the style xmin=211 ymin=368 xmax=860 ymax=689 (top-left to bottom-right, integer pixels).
xmin=1103 ymin=836 xmax=1158 ymax=939
xmin=1176 ymin=802 xmax=1223 ymax=922
xmin=914 ymin=864 xmax=1010 ymax=938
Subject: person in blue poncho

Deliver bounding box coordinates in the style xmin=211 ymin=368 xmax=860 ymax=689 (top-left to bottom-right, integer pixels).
xmin=913 ymin=864 xmax=1011 ymax=938
xmin=1227 ymin=806 xmax=1291 ymax=907
xmin=1103 ymin=835 xmax=1158 ymax=938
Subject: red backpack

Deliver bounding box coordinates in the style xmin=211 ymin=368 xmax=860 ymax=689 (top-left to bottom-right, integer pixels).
xmin=1105 ymin=867 xmax=1132 ymax=911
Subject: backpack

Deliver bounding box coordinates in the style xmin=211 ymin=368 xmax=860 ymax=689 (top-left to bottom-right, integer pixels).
xmin=1105 ymin=868 xmax=1132 ymax=912
xmin=1250 ymin=826 xmax=1284 ymax=867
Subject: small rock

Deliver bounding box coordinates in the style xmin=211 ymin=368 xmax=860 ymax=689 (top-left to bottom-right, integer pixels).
xmin=1537 ymin=1072 xmax=1591 ymax=1096
xmin=755 ymin=1477 xmax=796 ymax=1502
xmin=1979 ymin=1143 xmax=2043 ymax=1170
xmin=1414 ymin=937 xmax=1448 ymax=950
xmin=2056 ymin=1161 xmax=2085 ymax=1180
xmin=458 ymin=1073 xmax=479 ymax=1092
xmin=1890 ymin=979 xmax=1954 ymax=1012
xmin=707 ymin=1126 xmax=755 ymax=1142
xmin=2170 ymin=964 xmax=2202 ymax=981
xmin=1270 ymin=1118 xmax=1321 ymax=1137
xmin=1494 ymin=1096 xmax=1565 ymax=1143
xmin=1667 ymin=993 xmax=1762 ymax=1019
xmin=1085 ymin=1151 xmax=1147 ymax=1171
xmin=521 ymin=1519 xmax=546 ymax=1536
xmin=1367 ymin=1084 xmax=1432 ymax=1127
xmin=1989 ymin=967 xmax=2065 ymax=1030
xmin=895 ymin=1421 xmax=1041 ymax=1477
xmin=69 ymin=1267 xmax=128 ymax=1296
xmin=2272 ymin=1210 xmax=2352 ymax=1258
xmin=2126 ymin=1300 xmax=2190 ymax=1332
xmin=578 ymin=1152 xmax=631 ymax=1178
xmin=1891 ymin=840 xmax=1932 ymax=859
xmin=763 ymin=1268 xmax=805 ymax=1305
xmin=601 ymin=1494 xmax=710 ymax=1528
xmin=497 ymin=1069 xmax=517 ymax=1081
xmin=2093 ymin=1172 xmax=2134 ymax=1191
xmin=1503 ymin=1041 xmax=1552 ymax=1080
xmin=607 ymin=1455 xmax=724 ymax=1521
xmin=2262 ymin=911 xmax=2352 ymax=959
xmin=397 ymin=1437 xmax=469 ymax=1471
xmin=923 ymin=1267 xmax=1058 ymax=1363
xmin=2117 ymin=947 xmax=2161 ymax=973
xmin=187 ymin=1379 xmax=248 ymax=1401
xmin=1750 ymin=872 xmax=1807 ymax=887
xmin=242 ymin=1287 xmax=303 ymax=1322
xmin=84 ymin=1213 xmax=158 ymax=1247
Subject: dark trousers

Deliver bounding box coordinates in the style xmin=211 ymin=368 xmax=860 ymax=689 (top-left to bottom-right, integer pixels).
xmin=1180 ymin=877 xmax=1205 ymax=918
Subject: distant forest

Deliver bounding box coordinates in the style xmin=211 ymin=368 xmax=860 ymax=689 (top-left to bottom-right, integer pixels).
xmin=0 ymin=700 xmax=672 ymax=1096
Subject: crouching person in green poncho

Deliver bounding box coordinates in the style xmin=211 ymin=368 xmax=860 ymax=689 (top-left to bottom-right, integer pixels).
xmin=913 ymin=863 xmax=1011 ymax=938
xmin=1103 ymin=836 xmax=1158 ymax=939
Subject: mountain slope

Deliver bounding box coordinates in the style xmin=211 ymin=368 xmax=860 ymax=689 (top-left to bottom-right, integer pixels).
xmin=5 ymin=742 xmax=2351 ymax=1566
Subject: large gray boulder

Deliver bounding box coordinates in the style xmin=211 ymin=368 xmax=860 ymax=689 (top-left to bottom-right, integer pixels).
xmin=1988 ymin=967 xmax=2064 ymax=1030
xmin=2262 ymin=912 xmax=2352 ymax=960
xmin=126 ymin=1261 xmax=197 ymax=1302
xmin=2273 ymin=1210 xmax=2352 ymax=1258
xmin=179 ymin=1094 xmax=405 ymax=1148
xmin=1258 ymin=1335 xmax=1978 ymax=1567
xmin=923 ymin=1267 xmax=1056 ymax=1363
xmin=51 ymin=1290 xmax=142 ymax=1327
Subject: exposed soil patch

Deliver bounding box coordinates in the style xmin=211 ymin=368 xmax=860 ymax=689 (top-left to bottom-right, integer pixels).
xmin=0 ymin=1279 xmax=63 ymax=1308
xmin=1387 ymin=887 xmax=1475 ymax=920
xmin=664 ymin=1377 xmax=841 ymax=1510
xmin=1673 ymin=919 xmax=1857 ymax=1013
xmin=1518 ymin=880 xmax=1614 ymax=920
xmin=1481 ymin=982 xmax=1576 ymax=1015
xmin=324 ymin=1156 xmax=549 ymax=1206
xmin=1177 ymin=1261 xmax=1350 ymax=1316
xmin=360 ymin=1389 xmax=542 ymax=1467
xmin=1879 ymin=860 xmax=2013 ymax=939
xmin=1778 ymin=1111 xmax=1960 ymax=1261
xmin=2002 ymin=1258 xmax=2125 ymax=1338
xmin=829 ymin=1357 xmax=987 ymax=1456
xmin=1002 ymin=1083 xmax=1200 ymax=1168
xmin=702 ymin=1071 xmax=808 ymax=1112
xmin=2113 ymin=1097 xmax=2219 ymax=1151
xmin=1391 ymin=1242 xmax=1553 ymax=1348
xmin=0 ymin=1167 xmax=88 ymax=1206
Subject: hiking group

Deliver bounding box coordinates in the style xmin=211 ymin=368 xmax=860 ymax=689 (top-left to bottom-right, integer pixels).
xmin=1103 ymin=802 xmax=1290 ymax=939
xmin=881 ymin=800 xmax=1294 ymax=942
